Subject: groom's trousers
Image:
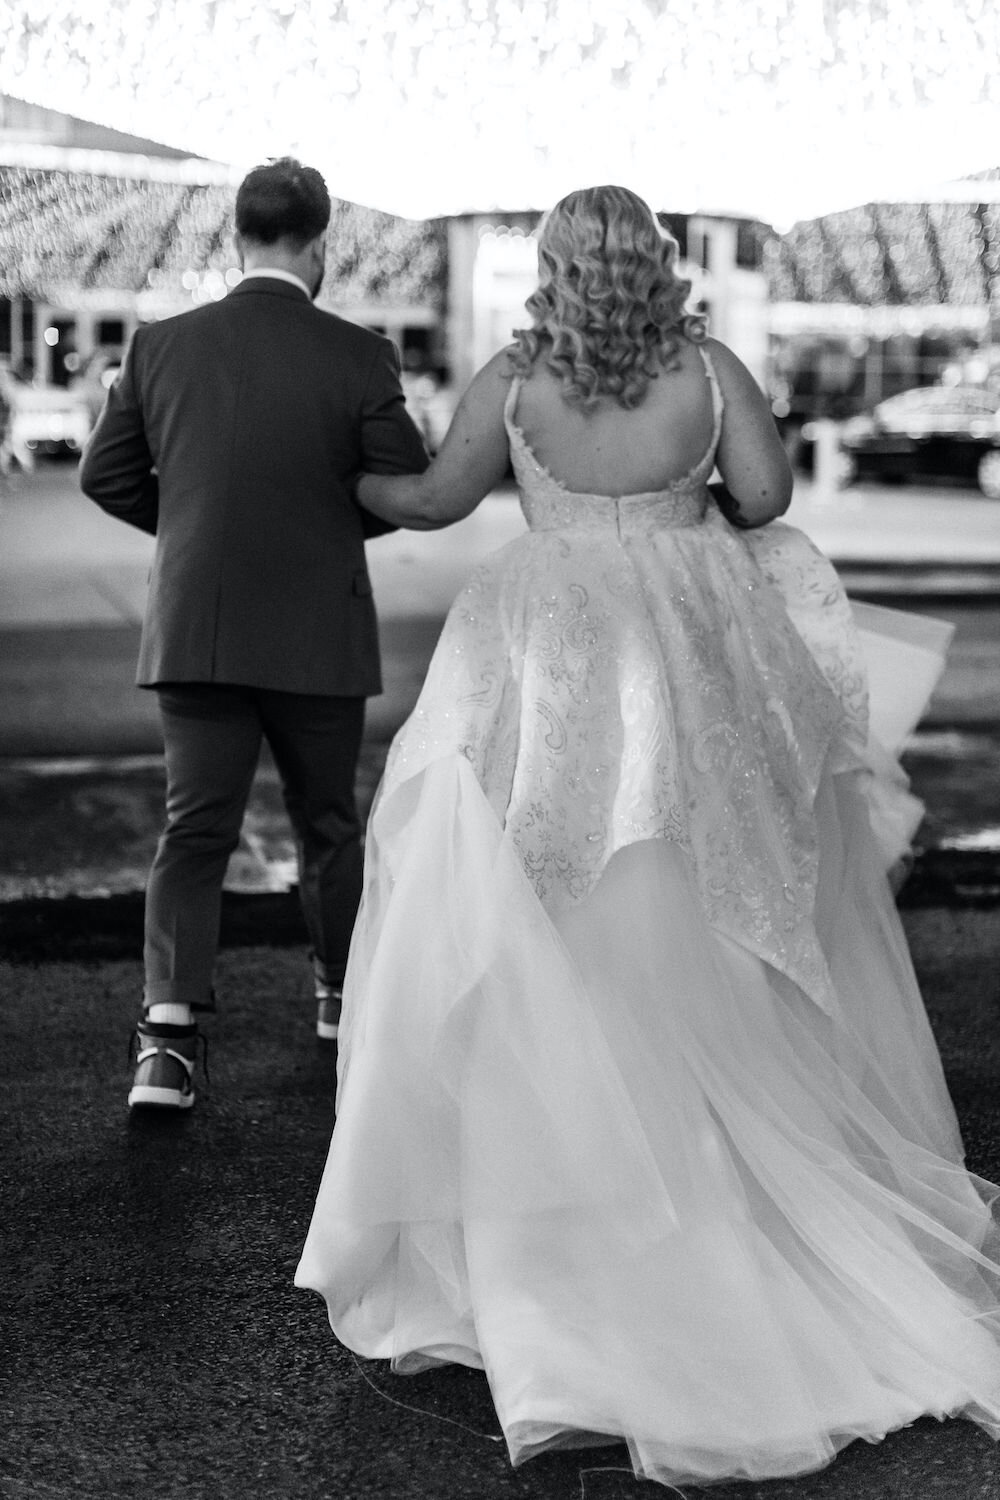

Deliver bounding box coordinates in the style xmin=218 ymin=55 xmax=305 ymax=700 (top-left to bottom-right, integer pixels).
xmin=143 ymin=684 xmax=366 ymax=1010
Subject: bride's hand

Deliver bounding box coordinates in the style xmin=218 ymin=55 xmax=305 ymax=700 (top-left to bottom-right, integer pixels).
xmin=708 ymin=482 xmax=755 ymax=530
xmin=358 ymin=351 xmax=513 ymax=531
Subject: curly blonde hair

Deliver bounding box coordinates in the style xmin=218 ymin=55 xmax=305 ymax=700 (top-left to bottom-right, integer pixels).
xmin=510 ymin=185 xmax=706 ymax=410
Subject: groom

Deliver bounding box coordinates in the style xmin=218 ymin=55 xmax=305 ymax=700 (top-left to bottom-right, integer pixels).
xmin=80 ymin=157 xmax=429 ymax=1111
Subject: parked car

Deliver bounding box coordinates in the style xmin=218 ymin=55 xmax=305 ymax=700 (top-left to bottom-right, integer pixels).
xmin=70 ymin=352 xmax=122 ymax=428
xmin=838 ymin=384 xmax=1000 ymax=497
xmin=0 ymin=367 xmax=91 ymax=463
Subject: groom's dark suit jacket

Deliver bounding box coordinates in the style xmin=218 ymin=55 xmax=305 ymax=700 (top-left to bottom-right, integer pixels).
xmin=80 ymin=277 xmax=428 ymax=697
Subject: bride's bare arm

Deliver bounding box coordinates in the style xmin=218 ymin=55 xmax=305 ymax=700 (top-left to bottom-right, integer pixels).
xmin=357 ymin=351 xmax=512 ymax=530
xmin=707 ymin=339 xmax=793 ymax=528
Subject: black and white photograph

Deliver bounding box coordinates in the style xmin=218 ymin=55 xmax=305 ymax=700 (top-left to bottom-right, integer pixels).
xmin=1 ymin=4 xmax=999 ymax=1497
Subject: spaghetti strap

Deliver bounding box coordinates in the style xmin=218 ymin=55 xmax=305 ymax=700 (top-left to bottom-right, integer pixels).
xmin=698 ymin=343 xmax=724 ymax=436
xmin=502 ymin=371 xmax=523 ymax=428
xmin=504 ymin=349 xmax=721 ymax=498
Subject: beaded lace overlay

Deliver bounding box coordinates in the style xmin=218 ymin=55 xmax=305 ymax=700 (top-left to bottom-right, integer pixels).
xmin=381 ymin=348 xmax=856 ymax=1013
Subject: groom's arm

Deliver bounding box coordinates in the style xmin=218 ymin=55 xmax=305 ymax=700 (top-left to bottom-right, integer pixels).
xmin=354 ymin=340 xmax=430 ymax=538
xmin=79 ymin=332 xmax=159 ymax=534
xmin=357 ymin=351 xmax=510 ymax=530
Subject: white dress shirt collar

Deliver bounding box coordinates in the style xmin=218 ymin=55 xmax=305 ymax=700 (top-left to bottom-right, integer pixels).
xmin=238 ymin=268 xmax=312 ymax=299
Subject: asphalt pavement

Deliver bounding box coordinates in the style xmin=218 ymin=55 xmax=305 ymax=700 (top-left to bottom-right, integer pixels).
xmin=1 ymin=463 xmax=999 ymax=902
xmin=3 ymin=907 xmax=1000 ymax=1500
xmin=2 ymin=463 xmax=1000 ymax=1498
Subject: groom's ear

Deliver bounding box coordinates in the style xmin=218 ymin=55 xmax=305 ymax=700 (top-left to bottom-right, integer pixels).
xmin=309 ymin=232 xmax=328 ymax=296
xmin=233 ymin=231 xmax=246 ymax=270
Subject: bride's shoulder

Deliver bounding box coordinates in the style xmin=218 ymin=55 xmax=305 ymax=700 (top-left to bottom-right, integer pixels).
xmin=472 ymin=346 xmax=522 ymax=391
xmin=448 ymin=347 xmax=520 ymax=430
xmin=699 ymin=336 xmax=751 ymax=382
xmin=464 ymin=346 xmax=525 ymax=410
xmin=485 ymin=344 xmax=521 ymax=373
xmin=695 ymin=337 xmax=774 ymax=413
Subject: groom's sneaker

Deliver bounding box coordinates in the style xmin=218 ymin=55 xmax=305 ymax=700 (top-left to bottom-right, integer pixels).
xmin=316 ymin=982 xmax=342 ymax=1041
xmin=128 ymin=1018 xmax=200 ymax=1110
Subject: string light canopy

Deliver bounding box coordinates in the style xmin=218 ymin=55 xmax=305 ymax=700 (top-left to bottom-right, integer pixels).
xmin=0 ymin=165 xmax=447 ymax=309
xmin=1 ymin=1 xmax=999 ymax=227
xmin=6 ymin=153 xmax=1000 ymax=323
xmin=768 ymin=176 xmax=1000 ymax=309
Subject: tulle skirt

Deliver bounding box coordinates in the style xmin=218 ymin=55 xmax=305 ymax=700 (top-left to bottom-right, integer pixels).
xmin=296 ymin=523 xmax=1000 ymax=1488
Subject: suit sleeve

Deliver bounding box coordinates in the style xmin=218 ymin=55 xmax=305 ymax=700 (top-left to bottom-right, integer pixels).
xmin=78 ymin=330 xmax=159 ymax=535
xmin=355 ymin=339 xmax=430 ymax=539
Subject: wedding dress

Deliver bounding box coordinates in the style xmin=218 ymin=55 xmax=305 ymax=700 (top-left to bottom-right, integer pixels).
xmin=296 ymin=349 xmax=1000 ymax=1487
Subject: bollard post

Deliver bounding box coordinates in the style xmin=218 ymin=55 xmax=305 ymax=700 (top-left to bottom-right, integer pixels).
xmin=811 ymin=418 xmax=841 ymax=506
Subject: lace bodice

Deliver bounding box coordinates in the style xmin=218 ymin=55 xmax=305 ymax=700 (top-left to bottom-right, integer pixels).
xmin=503 ymin=344 xmax=722 ymax=533
xmin=380 ymin=345 xmax=864 ymax=1017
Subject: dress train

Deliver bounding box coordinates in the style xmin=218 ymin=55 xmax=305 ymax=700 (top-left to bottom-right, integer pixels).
xmin=296 ymin=355 xmax=1000 ymax=1486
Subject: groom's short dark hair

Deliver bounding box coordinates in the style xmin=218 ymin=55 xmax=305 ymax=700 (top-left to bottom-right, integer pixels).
xmin=235 ymin=157 xmax=331 ymax=247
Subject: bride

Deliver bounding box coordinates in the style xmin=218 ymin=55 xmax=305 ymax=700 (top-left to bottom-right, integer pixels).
xmin=296 ymin=185 xmax=1000 ymax=1488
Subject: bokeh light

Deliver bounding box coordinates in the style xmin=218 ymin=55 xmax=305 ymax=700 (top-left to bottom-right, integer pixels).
xmin=1 ymin=2 xmax=999 ymax=226
xmin=0 ymin=164 xmax=447 ymax=307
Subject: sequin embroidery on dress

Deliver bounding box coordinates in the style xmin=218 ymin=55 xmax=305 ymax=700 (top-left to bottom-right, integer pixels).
xmin=383 ymin=346 xmax=851 ymax=1014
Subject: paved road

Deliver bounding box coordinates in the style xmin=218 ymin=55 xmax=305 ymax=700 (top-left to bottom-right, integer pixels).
xmin=3 ymin=911 xmax=998 ymax=1500
xmin=3 ymin=461 xmax=1000 ymax=634
xmin=1 ymin=463 xmax=998 ymax=900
